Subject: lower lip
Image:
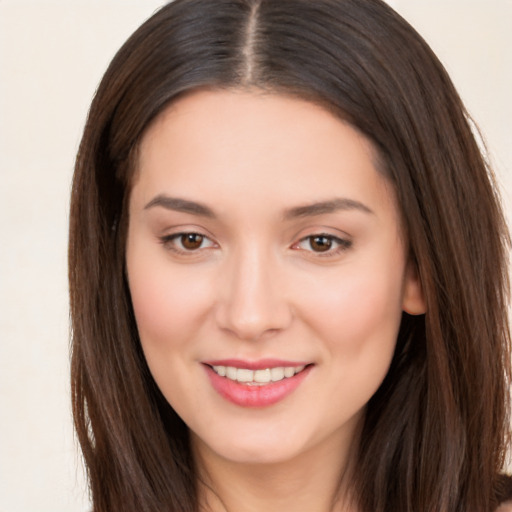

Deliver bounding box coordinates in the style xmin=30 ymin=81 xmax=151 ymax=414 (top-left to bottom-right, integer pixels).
xmin=204 ymin=365 xmax=312 ymax=408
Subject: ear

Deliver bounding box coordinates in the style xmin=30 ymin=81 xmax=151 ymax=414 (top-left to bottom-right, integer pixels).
xmin=402 ymin=261 xmax=426 ymax=315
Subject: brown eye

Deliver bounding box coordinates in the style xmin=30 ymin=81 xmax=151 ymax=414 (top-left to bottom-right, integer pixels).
xmin=180 ymin=233 xmax=204 ymax=250
xmin=309 ymin=235 xmax=333 ymax=252
xmin=293 ymin=233 xmax=352 ymax=256
xmin=160 ymin=231 xmax=216 ymax=254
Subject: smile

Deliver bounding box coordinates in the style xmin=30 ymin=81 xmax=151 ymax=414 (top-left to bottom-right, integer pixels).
xmin=210 ymin=365 xmax=306 ymax=385
xmin=203 ymin=361 xmax=313 ymax=407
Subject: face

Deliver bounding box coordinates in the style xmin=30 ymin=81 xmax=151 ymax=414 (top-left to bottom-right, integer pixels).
xmin=126 ymin=90 xmax=424 ymax=467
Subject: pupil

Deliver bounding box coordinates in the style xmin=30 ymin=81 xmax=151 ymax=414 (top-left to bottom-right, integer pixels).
xmin=182 ymin=233 xmax=203 ymax=250
xmin=311 ymin=236 xmax=332 ymax=252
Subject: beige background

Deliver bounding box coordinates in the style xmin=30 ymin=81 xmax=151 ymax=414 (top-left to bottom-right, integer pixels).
xmin=0 ymin=1 xmax=510 ymax=511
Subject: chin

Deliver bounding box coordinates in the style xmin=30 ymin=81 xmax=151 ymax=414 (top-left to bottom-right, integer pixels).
xmin=192 ymin=428 xmax=312 ymax=466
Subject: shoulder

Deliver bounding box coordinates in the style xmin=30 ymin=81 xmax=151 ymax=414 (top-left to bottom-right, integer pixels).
xmin=496 ymin=501 xmax=512 ymax=512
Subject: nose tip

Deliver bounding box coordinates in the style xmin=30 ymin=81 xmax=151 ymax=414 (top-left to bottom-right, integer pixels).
xmin=214 ymin=252 xmax=292 ymax=341
xmin=219 ymin=309 xmax=284 ymax=341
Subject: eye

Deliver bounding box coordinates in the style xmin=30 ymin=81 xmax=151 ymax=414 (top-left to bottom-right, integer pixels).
xmin=293 ymin=234 xmax=352 ymax=255
xmin=160 ymin=232 xmax=216 ymax=253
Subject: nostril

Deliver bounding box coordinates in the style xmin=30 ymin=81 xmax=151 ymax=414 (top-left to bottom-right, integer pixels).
xmin=214 ymin=298 xmax=292 ymax=341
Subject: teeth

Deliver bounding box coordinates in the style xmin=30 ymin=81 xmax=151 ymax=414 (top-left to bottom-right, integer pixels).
xmin=226 ymin=366 xmax=237 ymax=380
xmin=236 ymin=368 xmax=254 ymax=382
xmin=212 ymin=365 xmax=306 ymax=385
xmin=284 ymin=367 xmax=295 ymax=378
xmin=254 ymin=368 xmax=271 ymax=383
xmin=270 ymin=367 xmax=285 ymax=382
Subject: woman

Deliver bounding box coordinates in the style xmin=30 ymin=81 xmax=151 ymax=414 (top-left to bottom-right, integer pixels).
xmin=68 ymin=0 xmax=511 ymax=511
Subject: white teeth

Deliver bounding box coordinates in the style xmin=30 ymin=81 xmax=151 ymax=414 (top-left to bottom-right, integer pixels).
xmin=283 ymin=367 xmax=295 ymax=378
xmin=270 ymin=367 xmax=285 ymax=382
xmin=236 ymin=368 xmax=254 ymax=382
xmin=211 ymin=364 xmax=307 ymax=384
xmin=213 ymin=365 xmax=226 ymax=377
xmin=226 ymin=366 xmax=237 ymax=380
xmin=254 ymin=369 xmax=271 ymax=383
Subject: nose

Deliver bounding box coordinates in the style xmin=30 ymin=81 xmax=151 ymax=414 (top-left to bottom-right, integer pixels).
xmin=214 ymin=244 xmax=292 ymax=341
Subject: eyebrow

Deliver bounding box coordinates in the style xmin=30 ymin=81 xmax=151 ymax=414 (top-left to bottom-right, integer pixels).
xmin=283 ymin=198 xmax=374 ymax=219
xmin=144 ymin=194 xmax=373 ymax=220
xmin=144 ymin=195 xmax=215 ymax=217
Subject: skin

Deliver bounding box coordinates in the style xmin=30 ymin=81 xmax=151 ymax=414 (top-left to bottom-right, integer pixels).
xmin=126 ymin=89 xmax=425 ymax=512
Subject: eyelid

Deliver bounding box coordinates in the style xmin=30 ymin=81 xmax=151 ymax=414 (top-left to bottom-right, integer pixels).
xmin=291 ymin=232 xmax=353 ymax=257
xmin=157 ymin=227 xmax=352 ymax=258
xmin=159 ymin=230 xmax=218 ymax=255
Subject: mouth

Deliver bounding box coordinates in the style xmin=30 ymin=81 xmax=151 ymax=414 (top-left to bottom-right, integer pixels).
xmin=208 ymin=364 xmax=307 ymax=386
xmin=202 ymin=360 xmax=313 ymax=407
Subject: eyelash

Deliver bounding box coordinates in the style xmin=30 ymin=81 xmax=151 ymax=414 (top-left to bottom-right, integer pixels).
xmin=292 ymin=233 xmax=352 ymax=257
xmin=159 ymin=232 xmax=216 ymax=254
xmin=159 ymin=232 xmax=352 ymax=257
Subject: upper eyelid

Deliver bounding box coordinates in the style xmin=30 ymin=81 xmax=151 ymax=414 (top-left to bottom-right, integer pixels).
xmin=295 ymin=233 xmax=351 ymax=246
xmin=291 ymin=233 xmax=353 ymax=254
xmin=158 ymin=229 xmax=352 ymax=250
xmin=298 ymin=232 xmax=348 ymax=241
xmin=161 ymin=231 xmax=215 ymax=244
xmin=293 ymin=229 xmax=352 ymax=244
xmin=159 ymin=225 xmax=216 ymax=240
xmin=162 ymin=230 xmax=210 ymax=239
xmin=159 ymin=232 xmax=217 ymax=255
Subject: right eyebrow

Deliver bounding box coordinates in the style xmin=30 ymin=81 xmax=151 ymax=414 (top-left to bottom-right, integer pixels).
xmin=283 ymin=197 xmax=374 ymax=220
xmin=144 ymin=195 xmax=215 ymax=218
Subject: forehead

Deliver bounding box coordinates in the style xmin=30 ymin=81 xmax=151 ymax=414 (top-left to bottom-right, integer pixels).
xmin=133 ymin=89 xmax=397 ymax=221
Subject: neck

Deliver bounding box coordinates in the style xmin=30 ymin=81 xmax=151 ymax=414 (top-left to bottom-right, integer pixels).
xmin=193 ymin=425 xmax=361 ymax=512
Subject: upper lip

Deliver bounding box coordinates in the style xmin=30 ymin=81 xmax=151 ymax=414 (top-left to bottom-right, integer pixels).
xmin=203 ymin=359 xmax=312 ymax=370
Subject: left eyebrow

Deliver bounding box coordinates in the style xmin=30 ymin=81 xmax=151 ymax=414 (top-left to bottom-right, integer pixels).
xmin=144 ymin=195 xmax=215 ymax=218
xmin=283 ymin=198 xmax=374 ymax=220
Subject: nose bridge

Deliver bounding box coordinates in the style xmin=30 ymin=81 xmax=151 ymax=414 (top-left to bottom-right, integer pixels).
xmin=216 ymin=239 xmax=290 ymax=340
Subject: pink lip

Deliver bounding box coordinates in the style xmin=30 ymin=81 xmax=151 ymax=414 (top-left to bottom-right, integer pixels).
xmin=203 ymin=358 xmax=310 ymax=370
xmin=203 ymin=362 xmax=313 ymax=408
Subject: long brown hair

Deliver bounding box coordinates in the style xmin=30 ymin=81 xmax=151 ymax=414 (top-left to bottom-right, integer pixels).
xmin=69 ymin=1 xmax=511 ymax=510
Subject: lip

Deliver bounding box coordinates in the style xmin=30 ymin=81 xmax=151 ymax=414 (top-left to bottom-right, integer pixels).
xmin=203 ymin=361 xmax=313 ymax=408
xmin=203 ymin=358 xmax=310 ymax=370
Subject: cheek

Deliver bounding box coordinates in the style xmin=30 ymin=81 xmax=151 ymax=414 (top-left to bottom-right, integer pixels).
xmin=300 ymin=257 xmax=405 ymax=359
xmin=126 ymin=242 xmax=213 ymax=355
xmin=126 ymin=247 xmax=216 ymax=413
xmin=296 ymin=261 xmax=405 ymax=426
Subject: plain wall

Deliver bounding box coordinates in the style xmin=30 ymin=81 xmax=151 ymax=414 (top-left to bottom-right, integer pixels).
xmin=0 ymin=1 xmax=510 ymax=511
